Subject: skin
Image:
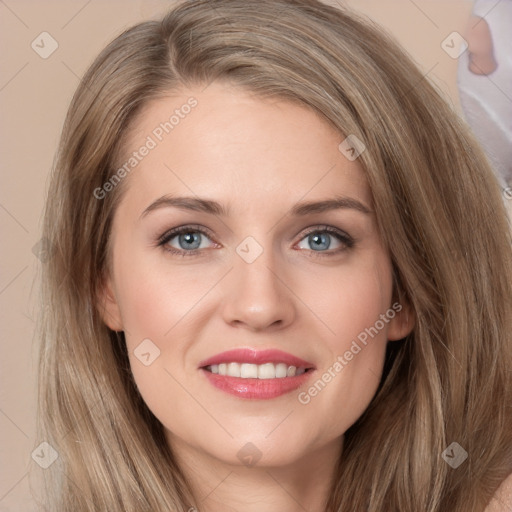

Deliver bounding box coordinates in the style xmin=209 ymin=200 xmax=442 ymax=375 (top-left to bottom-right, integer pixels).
xmin=466 ymin=15 xmax=497 ymax=75
xmin=99 ymin=82 xmax=414 ymax=512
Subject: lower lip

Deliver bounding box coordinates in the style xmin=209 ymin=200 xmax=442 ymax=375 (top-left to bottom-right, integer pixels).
xmin=201 ymin=368 xmax=314 ymax=399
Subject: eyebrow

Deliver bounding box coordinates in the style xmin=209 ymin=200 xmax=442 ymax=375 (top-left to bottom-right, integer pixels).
xmin=139 ymin=194 xmax=372 ymax=220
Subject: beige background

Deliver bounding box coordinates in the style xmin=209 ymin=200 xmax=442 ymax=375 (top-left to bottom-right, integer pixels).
xmin=1 ymin=0 xmax=506 ymax=509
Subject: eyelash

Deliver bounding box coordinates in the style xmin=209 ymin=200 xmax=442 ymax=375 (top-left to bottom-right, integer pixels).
xmin=157 ymin=224 xmax=355 ymax=259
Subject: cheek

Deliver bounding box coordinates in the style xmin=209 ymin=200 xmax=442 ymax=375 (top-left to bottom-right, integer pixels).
xmin=315 ymin=254 xmax=393 ymax=352
xmin=115 ymin=264 xmax=196 ymax=435
xmin=113 ymin=251 xmax=207 ymax=346
xmin=111 ymin=251 xmax=216 ymax=428
xmin=299 ymin=259 xmax=394 ymax=433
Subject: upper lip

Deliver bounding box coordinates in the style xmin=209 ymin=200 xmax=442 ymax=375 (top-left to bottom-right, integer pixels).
xmin=198 ymin=348 xmax=315 ymax=369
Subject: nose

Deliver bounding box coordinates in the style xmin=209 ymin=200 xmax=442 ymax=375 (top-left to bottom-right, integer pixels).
xmin=220 ymin=243 xmax=296 ymax=332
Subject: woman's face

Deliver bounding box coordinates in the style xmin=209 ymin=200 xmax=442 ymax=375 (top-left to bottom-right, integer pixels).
xmin=100 ymin=82 xmax=412 ymax=470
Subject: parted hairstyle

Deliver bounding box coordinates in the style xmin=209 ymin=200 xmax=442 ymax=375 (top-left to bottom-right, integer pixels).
xmin=35 ymin=0 xmax=512 ymax=510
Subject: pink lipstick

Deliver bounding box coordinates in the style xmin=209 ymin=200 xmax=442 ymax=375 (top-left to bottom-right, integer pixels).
xmin=199 ymin=348 xmax=315 ymax=399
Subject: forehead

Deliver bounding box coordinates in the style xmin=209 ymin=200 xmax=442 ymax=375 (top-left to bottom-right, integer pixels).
xmin=115 ymin=82 xmax=371 ymax=214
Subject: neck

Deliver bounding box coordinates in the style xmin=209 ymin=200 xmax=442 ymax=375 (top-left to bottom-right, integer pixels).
xmin=169 ymin=436 xmax=343 ymax=512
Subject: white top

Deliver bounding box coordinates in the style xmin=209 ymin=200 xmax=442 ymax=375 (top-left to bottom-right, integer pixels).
xmin=457 ymin=0 xmax=512 ymax=188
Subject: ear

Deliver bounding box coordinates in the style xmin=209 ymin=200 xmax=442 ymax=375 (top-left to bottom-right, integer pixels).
xmin=386 ymin=300 xmax=415 ymax=341
xmin=96 ymin=275 xmax=124 ymax=332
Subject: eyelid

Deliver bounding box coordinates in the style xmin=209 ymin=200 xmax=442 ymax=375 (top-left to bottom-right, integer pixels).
xmin=157 ymin=223 xmax=216 ymax=244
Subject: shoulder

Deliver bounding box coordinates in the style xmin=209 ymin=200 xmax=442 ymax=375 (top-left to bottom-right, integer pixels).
xmin=484 ymin=473 xmax=512 ymax=512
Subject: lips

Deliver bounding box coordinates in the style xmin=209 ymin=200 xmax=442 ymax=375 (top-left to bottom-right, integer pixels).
xmin=199 ymin=348 xmax=316 ymax=399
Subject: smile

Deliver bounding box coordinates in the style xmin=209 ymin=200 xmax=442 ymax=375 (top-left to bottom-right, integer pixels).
xmin=199 ymin=348 xmax=315 ymax=399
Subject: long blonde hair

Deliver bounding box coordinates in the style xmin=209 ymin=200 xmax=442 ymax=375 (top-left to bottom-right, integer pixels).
xmin=35 ymin=0 xmax=512 ymax=510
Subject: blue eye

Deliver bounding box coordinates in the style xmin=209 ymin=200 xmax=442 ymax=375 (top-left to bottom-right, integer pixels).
xmin=297 ymin=227 xmax=353 ymax=253
xmin=157 ymin=225 xmax=354 ymax=257
xmin=158 ymin=225 xmax=215 ymax=256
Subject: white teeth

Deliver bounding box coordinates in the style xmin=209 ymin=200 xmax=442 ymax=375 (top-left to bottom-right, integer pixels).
xmin=258 ymin=363 xmax=276 ymax=379
xmin=275 ymin=363 xmax=288 ymax=378
xmin=209 ymin=362 xmax=308 ymax=379
xmin=227 ymin=362 xmax=241 ymax=377
xmin=286 ymin=365 xmax=296 ymax=377
xmin=240 ymin=363 xmax=258 ymax=378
